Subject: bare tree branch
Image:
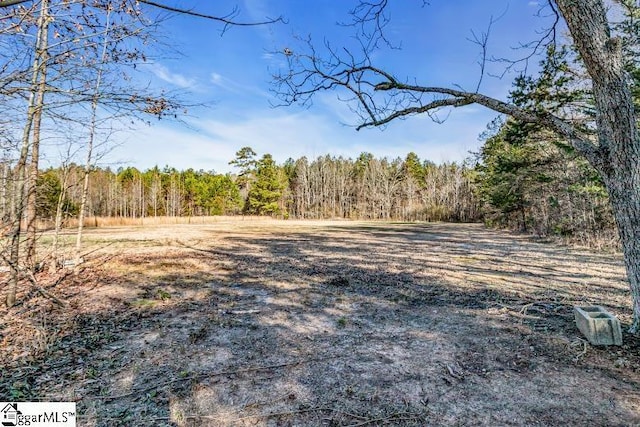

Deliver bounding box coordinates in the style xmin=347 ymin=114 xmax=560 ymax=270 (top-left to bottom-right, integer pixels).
xmin=273 ymin=43 xmax=600 ymax=167
xmin=0 ymin=0 xmax=31 ymax=7
xmin=0 ymin=0 xmax=285 ymax=29
xmin=366 ymin=76 xmax=599 ymax=163
xmin=489 ymin=0 xmax=560 ymax=77
xmin=136 ymin=0 xmax=284 ymax=29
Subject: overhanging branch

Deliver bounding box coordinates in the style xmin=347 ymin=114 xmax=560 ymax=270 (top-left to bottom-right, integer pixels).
xmin=0 ymin=0 xmax=30 ymax=6
xmin=274 ymin=47 xmax=600 ymax=168
xmin=136 ymin=0 xmax=284 ymax=27
xmin=0 ymin=0 xmax=285 ymax=28
xmin=355 ymin=96 xmax=474 ymax=129
xmin=365 ymin=79 xmax=600 ymax=165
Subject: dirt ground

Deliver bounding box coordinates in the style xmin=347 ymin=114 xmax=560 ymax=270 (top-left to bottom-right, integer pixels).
xmin=1 ymin=219 xmax=639 ymax=426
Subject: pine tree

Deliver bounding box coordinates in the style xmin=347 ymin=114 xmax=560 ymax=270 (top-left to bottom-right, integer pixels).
xmin=246 ymin=154 xmax=286 ymax=216
xmin=475 ymin=48 xmax=614 ymax=238
xmin=229 ymin=146 xmax=258 ymax=191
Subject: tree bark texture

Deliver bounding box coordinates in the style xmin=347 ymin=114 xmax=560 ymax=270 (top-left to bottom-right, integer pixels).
xmin=25 ymin=3 xmax=49 ymax=267
xmin=6 ymin=0 xmax=49 ymax=306
xmin=556 ymin=0 xmax=640 ymax=331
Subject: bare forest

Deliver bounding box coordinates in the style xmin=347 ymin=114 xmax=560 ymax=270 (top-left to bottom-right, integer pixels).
xmin=8 ymin=144 xmax=617 ymax=247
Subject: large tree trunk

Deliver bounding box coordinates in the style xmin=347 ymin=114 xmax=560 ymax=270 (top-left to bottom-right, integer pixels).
xmin=556 ymin=0 xmax=640 ymax=330
xmin=605 ymin=165 xmax=640 ymax=332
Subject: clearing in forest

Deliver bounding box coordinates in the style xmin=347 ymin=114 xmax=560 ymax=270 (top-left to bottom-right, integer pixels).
xmin=1 ymin=219 xmax=639 ymax=426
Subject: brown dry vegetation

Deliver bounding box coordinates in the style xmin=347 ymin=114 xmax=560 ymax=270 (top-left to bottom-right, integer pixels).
xmin=1 ymin=219 xmax=639 ymax=426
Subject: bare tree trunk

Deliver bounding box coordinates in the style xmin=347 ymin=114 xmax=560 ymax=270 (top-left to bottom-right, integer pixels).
xmin=25 ymin=0 xmax=50 ymax=269
xmin=7 ymin=140 xmax=30 ymax=307
xmin=75 ymin=7 xmax=112 ymax=265
xmin=49 ymin=165 xmax=70 ymax=273
xmin=75 ymin=142 xmax=93 ymax=263
xmin=6 ymin=0 xmax=49 ymax=306
xmin=1 ymin=162 xmax=9 ymax=223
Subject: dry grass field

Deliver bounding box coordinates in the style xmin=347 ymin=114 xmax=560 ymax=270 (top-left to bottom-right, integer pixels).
xmin=2 ymin=218 xmax=639 ymax=426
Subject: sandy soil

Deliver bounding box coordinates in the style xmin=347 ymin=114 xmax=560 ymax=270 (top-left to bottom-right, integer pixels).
xmin=1 ymin=219 xmax=639 ymax=426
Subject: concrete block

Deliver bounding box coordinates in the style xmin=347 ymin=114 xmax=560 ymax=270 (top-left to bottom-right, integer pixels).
xmin=574 ymin=306 xmax=622 ymax=346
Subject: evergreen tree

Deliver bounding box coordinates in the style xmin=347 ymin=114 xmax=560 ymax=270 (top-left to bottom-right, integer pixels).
xmin=402 ymin=152 xmax=425 ymax=184
xmin=229 ymin=146 xmax=258 ymax=191
xmin=475 ymin=48 xmax=614 ymax=238
xmin=246 ymin=154 xmax=286 ymax=216
xmin=36 ymin=169 xmax=77 ymax=220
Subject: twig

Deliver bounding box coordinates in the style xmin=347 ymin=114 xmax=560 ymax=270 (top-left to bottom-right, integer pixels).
xmin=137 ymin=0 xmax=284 ymax=27
xmin=25 ymin=270 xmax=67 ymax=307
xmin=570 ymin=338 xmax=588 ymax=361
xmin=80 ymin=241 xmax=115 ymax=259
xmin=92 ymin=357 xmax=327 ymax=401
xmin=347 ymin=413 xmax=422 ymax=427
xmin=229 ymin=309 xmax=261 ymax=315
xmin=47 ymin=270 xmax=72 ymax=289
xmin=520 ymin=302 xmax=536 ymax=316
xmin=145 ymin=406 xmax=417 ymax=425
xmin=445 ymin=363 xmax=463 ymax=380
xmin=520 ymin=301 xmax=551 ymax=315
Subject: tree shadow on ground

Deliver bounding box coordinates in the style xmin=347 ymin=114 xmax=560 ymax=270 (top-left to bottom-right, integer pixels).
xmin=2 ymin=222 xmax=639 ymax=426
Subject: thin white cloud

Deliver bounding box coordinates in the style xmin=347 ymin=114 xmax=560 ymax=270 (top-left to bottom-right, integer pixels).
xmin=197 ymin=112 xmax=331 ymax=162
xmin=147 ymin=63 xmax=197 ymax=89
xmin=209 ymin=71 xmax=271 ymax=98
xmin=104 ymin=122 xmax=237 ymax=173
xmin=100 ymin=104 xmax=491 ymax=173
xmin=242 ymin=0 xmax=276 ymax=41
xmin=211 ymin=72 xmax=223 ymax=85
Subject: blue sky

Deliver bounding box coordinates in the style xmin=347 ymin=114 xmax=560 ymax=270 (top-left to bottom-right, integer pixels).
xmin=95 ymin=0 xmax=554 ymax=173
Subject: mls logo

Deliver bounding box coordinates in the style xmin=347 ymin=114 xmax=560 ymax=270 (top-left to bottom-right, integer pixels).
xmin=0 ymin=402 xmax=75 ymax=426
xmin=0 ymin=403 xmax=20 ymax=427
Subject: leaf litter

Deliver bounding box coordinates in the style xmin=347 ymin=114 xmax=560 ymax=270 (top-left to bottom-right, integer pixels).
xmin=1 ymin=220 xmax=639 ymax=426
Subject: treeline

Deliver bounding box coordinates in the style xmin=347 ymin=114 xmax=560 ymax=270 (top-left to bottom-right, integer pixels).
xmin=0 ymin=139 xmax=618 ymax=248
xmin=286 ymin=153 xmax=477 ymax=221
xmin=473 ymin=119 xmax=616 ymax=247
xmin=21 ymin=150 xmax=479 ymax=223
xmin=471 ymin=46 xmax=622 ymax=248
xmin=32 ymin=166 xmax=242 ymax=219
